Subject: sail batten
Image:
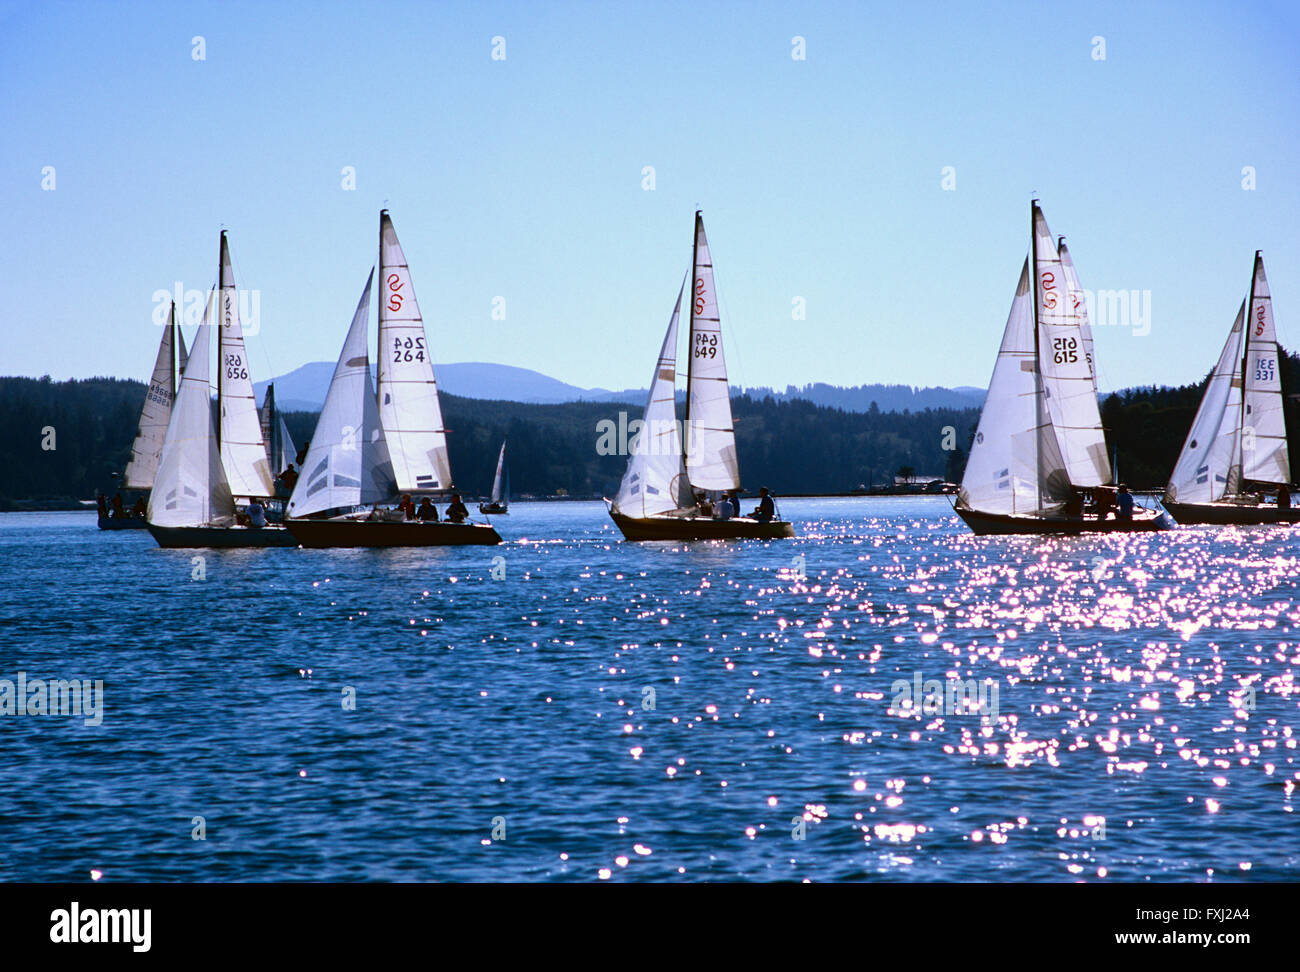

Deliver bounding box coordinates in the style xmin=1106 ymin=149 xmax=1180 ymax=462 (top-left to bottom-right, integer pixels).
xmin=217 ymin=232 xmax=275 ymax=498
xmin=684 ymin=213 xmax=740 ymax=492
xmin=377 ymin=211 xmax=453 ymax=493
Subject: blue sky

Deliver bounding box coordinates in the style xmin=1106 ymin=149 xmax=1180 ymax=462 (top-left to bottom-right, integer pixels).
xmin=2 ymin=0 xmax=1297 ymax=394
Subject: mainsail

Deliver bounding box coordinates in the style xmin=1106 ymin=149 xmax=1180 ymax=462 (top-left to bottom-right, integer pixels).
xmin=684 ymin=213 xmax=740 ymax=492
xmin=1241 ymin=253 xmax=1290 ymax=485
xmin=1033 ymin=205 xmax=1110 ymax=495
xmin=288 ymin=271 xmax=397 ymax=518
xmin=124 ymin=300 xmax=189 ymax=490
xmin=148 ymin=292 xmax=235 ymax=528
xmin=377 ymin=210 xmax=453 ymax=493
xmin=614 ymin=277 xmax=688 ymax=517
xmin=1058 ymin=239 xmax=1096 ymax=392
xmin=1166 ymin=301 xmax=1246 ymax=503
xmin=217 ymin=231 xmax=275 ymax=498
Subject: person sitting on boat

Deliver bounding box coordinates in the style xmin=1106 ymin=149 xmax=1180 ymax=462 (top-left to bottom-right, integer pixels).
xmin=111 ymin=492 xmax=126 ymax=519
xmin=247 ymin=499 xmax=268 ymax=528
xmin=1063 ymin=489 xmax=1084 ymax=518
xmin=1116 ymin=484 xmax=1134 ymax=520
xmin=715 ymin=493 xmax=735 ymax=521
xmin=750 ymin=487 xmax=775 ymax=523
xmin=417 ymin=497 xmax=438 ymax=521
xmin=694 ymin=490 xmax=713 ymax=518
xmin=1094 ymin=487 xmax=1115 ymax=520
xmin=96 ymin=493 xmax=108 ymax=523
xmin=130 ymin=495 xmax=147 ymax=519
xmin=445 ymin=493 xmax=470 ymax=523
xmin=398 ymin=493 xmax=415 ymax=520
xmin=1279 ymin=487 xmax=1292 ymax=510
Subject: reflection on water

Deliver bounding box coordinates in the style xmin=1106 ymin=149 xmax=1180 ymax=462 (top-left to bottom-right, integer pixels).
xmin=0 ymin=498 xmax=1295 ymax=881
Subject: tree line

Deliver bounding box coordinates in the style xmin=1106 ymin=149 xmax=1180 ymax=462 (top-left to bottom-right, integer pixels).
xmin=3 ymin=350 xmax=1298 ymax=507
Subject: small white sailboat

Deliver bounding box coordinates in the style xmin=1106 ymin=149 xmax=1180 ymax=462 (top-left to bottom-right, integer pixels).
xmin=103 ymin=299 xmax=188 ymax=530
xmin=479 ymin=441 xmax=509 ymax=514
xmin=1163 ymin=252 xmax=1297 ymax=524
xmin=955 ymin=201 xmax=1173 ymax=535
xmin=284 ymin=211 xmax=500 ymax=547
xmin=608 ymin=211 xmax=793 ymax=541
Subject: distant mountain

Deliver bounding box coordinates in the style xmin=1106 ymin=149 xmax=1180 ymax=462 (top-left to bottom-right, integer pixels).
xmin=256 ymin=361 xmax=985 ymax=414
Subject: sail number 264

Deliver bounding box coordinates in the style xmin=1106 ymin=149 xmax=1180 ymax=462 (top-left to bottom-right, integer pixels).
xmin=1051 ymin=336 xmax=1078 ymax=364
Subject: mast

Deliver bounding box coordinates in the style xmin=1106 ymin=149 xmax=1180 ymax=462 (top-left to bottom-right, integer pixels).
xmin=1238 ymin=250 xmax=1260 ymax=488
xmin=683 ymin=210 xmax=701 ymax=474
xmin=1030 ymin=200 xmax=1042 ymax=514
xmin=216 ymin=230 xmax=224 ymax=451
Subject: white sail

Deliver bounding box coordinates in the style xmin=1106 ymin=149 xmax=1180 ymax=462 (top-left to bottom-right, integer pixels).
xmin=217 ymin=232 xmax=275 ymax=498
xmin=277 ymin=417 xmax=297 ymax=473
xmin=490 ymin=441 xmax=507 ymax=503
xmin=377 ymin=210 xmax=453 ymax=493
xmin=614 ymin=277 xmax=688 ymax=517
xmin=1166 ymin=300 xmax=1246 ymax=503
xmin=124 ymin=301 xmax=187 ymax=490
xmin=1242 ymin=253 xmax=1290 ymax=485
xmin=684 ymin=213 xmax=740 ymax=492
xmin=960 ymin=260 xmax=1066 ymax=515
xmin=288 ymin=271 xmax=397 ymax=518
xmin=1058 ymin=239 xmax=1096 ymax=392
xmin=1033 ymin=206 xmax=1110 ymax=493
xmin=148 ymin=292 xmax=235 ymax=528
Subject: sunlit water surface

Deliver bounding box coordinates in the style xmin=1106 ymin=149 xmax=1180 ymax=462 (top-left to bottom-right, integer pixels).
xmin=0 ymin=498 xmax=1297 ymax=881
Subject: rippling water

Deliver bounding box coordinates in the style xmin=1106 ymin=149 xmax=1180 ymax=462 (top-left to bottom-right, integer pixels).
xmin=1 ymin=498 xmax=1296 ymax=882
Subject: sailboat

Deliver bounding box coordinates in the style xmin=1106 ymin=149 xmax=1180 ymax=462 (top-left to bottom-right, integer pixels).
xmin=284 ymin=211 xmax=500 ymax=547
xmin=1163 ymin=252 xmax=1298 ymax=524
xmin=479 ymin=441 xmax=509 ymax=514
xmin=607 ymin=212 xmax=794 ymax=541
xmin=955 ymin=201 xmax=1173 ymax=535
xmin=146 ymin=232 xmax=296 ymax=548
xmin=101 ymin=300 xmax=189 ymax=530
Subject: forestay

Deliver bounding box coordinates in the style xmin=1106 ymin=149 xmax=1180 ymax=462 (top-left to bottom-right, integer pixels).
xmin=614 ymin=277 xmax=688 ymax=517
xmin=684 ymin=214 xmax=740 ymax=492
xmin=288 ymin=271 xmax=397 ymax=518
xmin=377 ymin=211 xmax=453 ymax=493
xmin=148 ymin=292 xmax=235 ymax=528
xmin=217 ymin=232 xmax=275 ymax=498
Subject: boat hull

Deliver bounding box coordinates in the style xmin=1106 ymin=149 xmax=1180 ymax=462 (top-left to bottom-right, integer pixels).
xmin=286 ymin=518 xmax=502 ymax=547
xmin=1162 ymin=501 xmax=1300 ymax=526
xmin=955 ymin=506 xmax=1173 ymax=536
xmin=478 ymin=503 xmax=508 ymax=515
xmin=147 ymin=524 xmax=299 ymax=548
xmin=98 ymin=516 xmax=149 ymax=531
xmin=610 ymin=510 xmax=795 ymax=541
